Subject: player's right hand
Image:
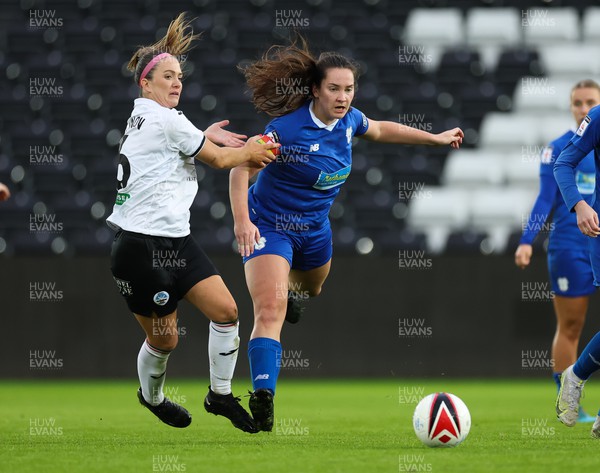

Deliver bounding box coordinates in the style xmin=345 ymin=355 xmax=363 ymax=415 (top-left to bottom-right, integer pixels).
xmin=234 ymin=218 xmax=261 ymax=258
xmin=244 ymin=135 xmax=280 ymax=168
xmin=574 ymin=200 xmax=600 ymax=237
xmin=514 ymin=244 xmax=532 ymax=269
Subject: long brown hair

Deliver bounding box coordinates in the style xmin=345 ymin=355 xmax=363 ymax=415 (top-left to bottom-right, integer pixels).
xmin=239 ymin=36 xmax=361 ymax=117
xmin=127 ymin=12 xmax=200 ymax=85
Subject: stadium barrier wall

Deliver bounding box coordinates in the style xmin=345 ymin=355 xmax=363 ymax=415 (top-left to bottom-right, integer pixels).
xmin=8 ymin=254 xmax=600 ymax=379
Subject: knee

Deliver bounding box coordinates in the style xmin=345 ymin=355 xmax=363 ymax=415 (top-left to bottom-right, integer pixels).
xmin=307 ymin=286 xmax=322 ymax=298
xmin=149 ymin=333 xmax=179 ymax=352
xmin=559 ymin=317 xmax=585 ymax=340
xmin=255 ymin=299 xmax=286 ymax=327
xmin=211 ymin=301 xmax=238 ymax=324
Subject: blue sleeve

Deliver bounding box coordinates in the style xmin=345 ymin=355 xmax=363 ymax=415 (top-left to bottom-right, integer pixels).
xmin=554 ymin=142 xmax=592 ymax=212
xmin=350 ymin=107 xmax=369 ymax=136
xmin=555 ymin=105 xmax=600 ymax=211
xmin=520 ymin=154 xmax=557 ymax=245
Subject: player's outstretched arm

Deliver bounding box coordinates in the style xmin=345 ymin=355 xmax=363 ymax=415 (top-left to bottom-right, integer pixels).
xmin=195 ymin=135 xmax=279 ymax=170
xmin=360 ymin=119 xmax=463 ymax=149
xmin=230 ymin=165 xmax=262 ymax=257
xmin=204 ymin=120 xmax=247 ymax=148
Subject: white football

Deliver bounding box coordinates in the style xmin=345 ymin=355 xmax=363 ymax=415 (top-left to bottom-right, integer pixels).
xmin=413 ymin=392 xmax=471 ymax=447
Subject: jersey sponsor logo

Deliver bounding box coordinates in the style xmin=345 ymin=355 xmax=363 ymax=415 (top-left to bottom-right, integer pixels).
xmin=576 ymin=115 xmax=591 ymax=136
xmin=346 ymin=126 xmax=352 ymax=144
xmin=361 ymin=112 xmax=368 ymax=130
xmin=254 ymin=237 xmax=267 ymax=250
xmin=254 ymin=374 xmax=269 ymax=380
xmin=576 ymin=171 xmax=595 ymax=195
xmin=557 ymin=277 xmax=569 ymax=293
xmin=313 ymin=165 xmax=351 ymax=190
xmin=113 ymin=277 xmax=133 ymax=296
xmin=309 ymin=143 xmax=320 ymax=152
xmin=153 ymin=291 xmax=170 ymax=306
xmin=115 ymin=193 xmax=130 ymax=205
xmin=540 ymin=146 xmax=553 ymax=164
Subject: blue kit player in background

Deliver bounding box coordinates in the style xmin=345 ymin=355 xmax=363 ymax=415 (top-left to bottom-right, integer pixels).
xmin=555 ymin=87 xmax=600 ymax=438
xmin=515 ymin=80 xmax=600 ymax=423
xmin=229 ymin=38 xmax=464 ymax=431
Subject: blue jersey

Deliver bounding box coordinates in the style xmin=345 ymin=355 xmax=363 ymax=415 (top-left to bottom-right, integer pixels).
xmin=248 ymin=101 xmax=369 ymax=232
xmin=521 ymin=130 xmax=595 ymax=251
xmin=555 ymin=105 xmax=600 ymax=213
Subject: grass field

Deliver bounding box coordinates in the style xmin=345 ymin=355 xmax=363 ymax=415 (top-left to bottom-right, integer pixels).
xmin=2 ymin=379 xmax=599 ymax=473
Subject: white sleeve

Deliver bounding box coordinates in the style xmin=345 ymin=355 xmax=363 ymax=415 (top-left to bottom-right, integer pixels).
xmin=164 ymin=110 xmax=206 ymax=157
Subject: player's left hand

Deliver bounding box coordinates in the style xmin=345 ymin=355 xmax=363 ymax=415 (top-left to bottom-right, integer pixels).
xmin=436 ymin=128 xmax=464 ymax=149
xmin=204 ymin=120 xmax=247 ymax=148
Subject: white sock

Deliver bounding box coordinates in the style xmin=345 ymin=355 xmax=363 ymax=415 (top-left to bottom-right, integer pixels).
xmin=208 ymin=320 xmax=240 ymax=395
xmin=137 ymin=340 xmax=170 ymax=406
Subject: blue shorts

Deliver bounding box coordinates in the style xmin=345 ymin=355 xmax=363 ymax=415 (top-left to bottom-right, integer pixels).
xmin=547 ymin=249 xmax=595 ymax=297
xmin=242 ymin=220 xmax=333 ymax=271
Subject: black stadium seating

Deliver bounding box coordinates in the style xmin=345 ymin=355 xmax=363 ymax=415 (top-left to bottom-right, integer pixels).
xmin=1 ymin=0 xmax=595 ymax=257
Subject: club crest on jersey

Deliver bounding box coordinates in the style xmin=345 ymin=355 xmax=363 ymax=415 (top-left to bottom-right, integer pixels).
xmin=153 ymin=291 xmax=170 ymax=306
xmin=313 ymin=165 xmax=351 ymax=190
xmin=540 ymin=146 xmax=553 ymax=164
xmin=427 ymin=393 xmax=462 ymax=444
xmin=577 ymin=116 xmax=591 ymax=136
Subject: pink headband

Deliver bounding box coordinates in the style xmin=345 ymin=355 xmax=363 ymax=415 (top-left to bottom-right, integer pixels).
xmin=139 ymin=52 xmax=172 ymax=86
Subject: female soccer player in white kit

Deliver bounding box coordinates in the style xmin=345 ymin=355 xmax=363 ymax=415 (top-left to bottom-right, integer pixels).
xmin=106 ymin=13 xmax=278 ymax=433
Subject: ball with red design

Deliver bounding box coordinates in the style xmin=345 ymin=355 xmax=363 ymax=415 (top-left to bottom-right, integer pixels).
xmin=413 ymin=392 xmax=471 ymax=447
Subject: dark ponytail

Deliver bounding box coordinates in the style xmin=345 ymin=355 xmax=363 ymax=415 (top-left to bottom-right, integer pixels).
xmin=240 ymin=36 xmax=361 ymax=117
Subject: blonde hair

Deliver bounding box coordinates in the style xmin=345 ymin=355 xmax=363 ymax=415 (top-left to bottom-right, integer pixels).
xmin=571 ymin=79 xmax=600 ymax=99
xmin=127 ymin=12 xmax=200 ymax=85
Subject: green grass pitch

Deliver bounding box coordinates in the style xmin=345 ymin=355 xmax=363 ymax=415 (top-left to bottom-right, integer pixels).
xmin=2 ymin=379 xmax=599 ymax=472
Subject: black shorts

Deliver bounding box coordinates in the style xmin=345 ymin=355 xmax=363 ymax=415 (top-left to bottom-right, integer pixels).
xmin=110 ymin=230 xmax=219 ymax=317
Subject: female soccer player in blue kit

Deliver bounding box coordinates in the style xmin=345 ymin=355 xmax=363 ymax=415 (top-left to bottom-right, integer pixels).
xmin=554 ymin=87 xmax=600 ymax=438
xmin=229 ymin=40 xmax=464 ymax=431
xmin=516 ymin=80 xmax=600 ymax=422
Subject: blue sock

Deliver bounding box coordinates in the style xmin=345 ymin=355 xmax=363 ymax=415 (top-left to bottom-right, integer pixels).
xmin=573 ymin=332 xmax=600 ymax=380
xmin=248 ymin=337 xmax=282 ymax=395
xmin=552 ymin=372 xmax=562 ymax=392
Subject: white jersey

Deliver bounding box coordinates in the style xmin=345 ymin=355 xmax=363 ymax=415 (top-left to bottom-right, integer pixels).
xmin=106 ymin=98 xmax=205 ymax=237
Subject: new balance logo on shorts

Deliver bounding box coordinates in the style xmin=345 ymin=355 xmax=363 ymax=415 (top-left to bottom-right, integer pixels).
xmin=309 ymin=143 xmax=320 ymax=152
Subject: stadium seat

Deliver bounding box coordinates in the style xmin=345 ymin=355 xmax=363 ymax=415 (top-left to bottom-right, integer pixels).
xmin=441 ymin=150 xmax=505 ymax=188
xmin=406 ymin=187 xmax=470 ymax=253
xmin=537 ymin=44 xmax=600 ymax=79
xmin=403 ymin=8 xmax=464 ymax=47
xmin=539 ymin=113 xmax=575 ymax=147
xmin=502 ymin=150 xmax=541 ymax=188
xmin=402 ymin=8 xmax=464 ymax=71
xmin=478 ymin=113 xmax=539 ymax=148
xmin=512 ymin=77 xmax=574 ymax=113
xmin=466 ymin=8 xmax=522 ymax=71
xmin=469 ymin=187 xmax=536 ymax=253
xmin=582 ymin=7 xmax=600 ymax=42
xmin=522 ymin=8 xmax=579 ymax=45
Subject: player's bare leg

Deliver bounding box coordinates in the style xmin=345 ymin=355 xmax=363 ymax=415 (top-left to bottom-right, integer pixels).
xmin=285 ymin=259 xmax=331 ymax=323
xmin=244 ymin=254 xmax=291 ymax=431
